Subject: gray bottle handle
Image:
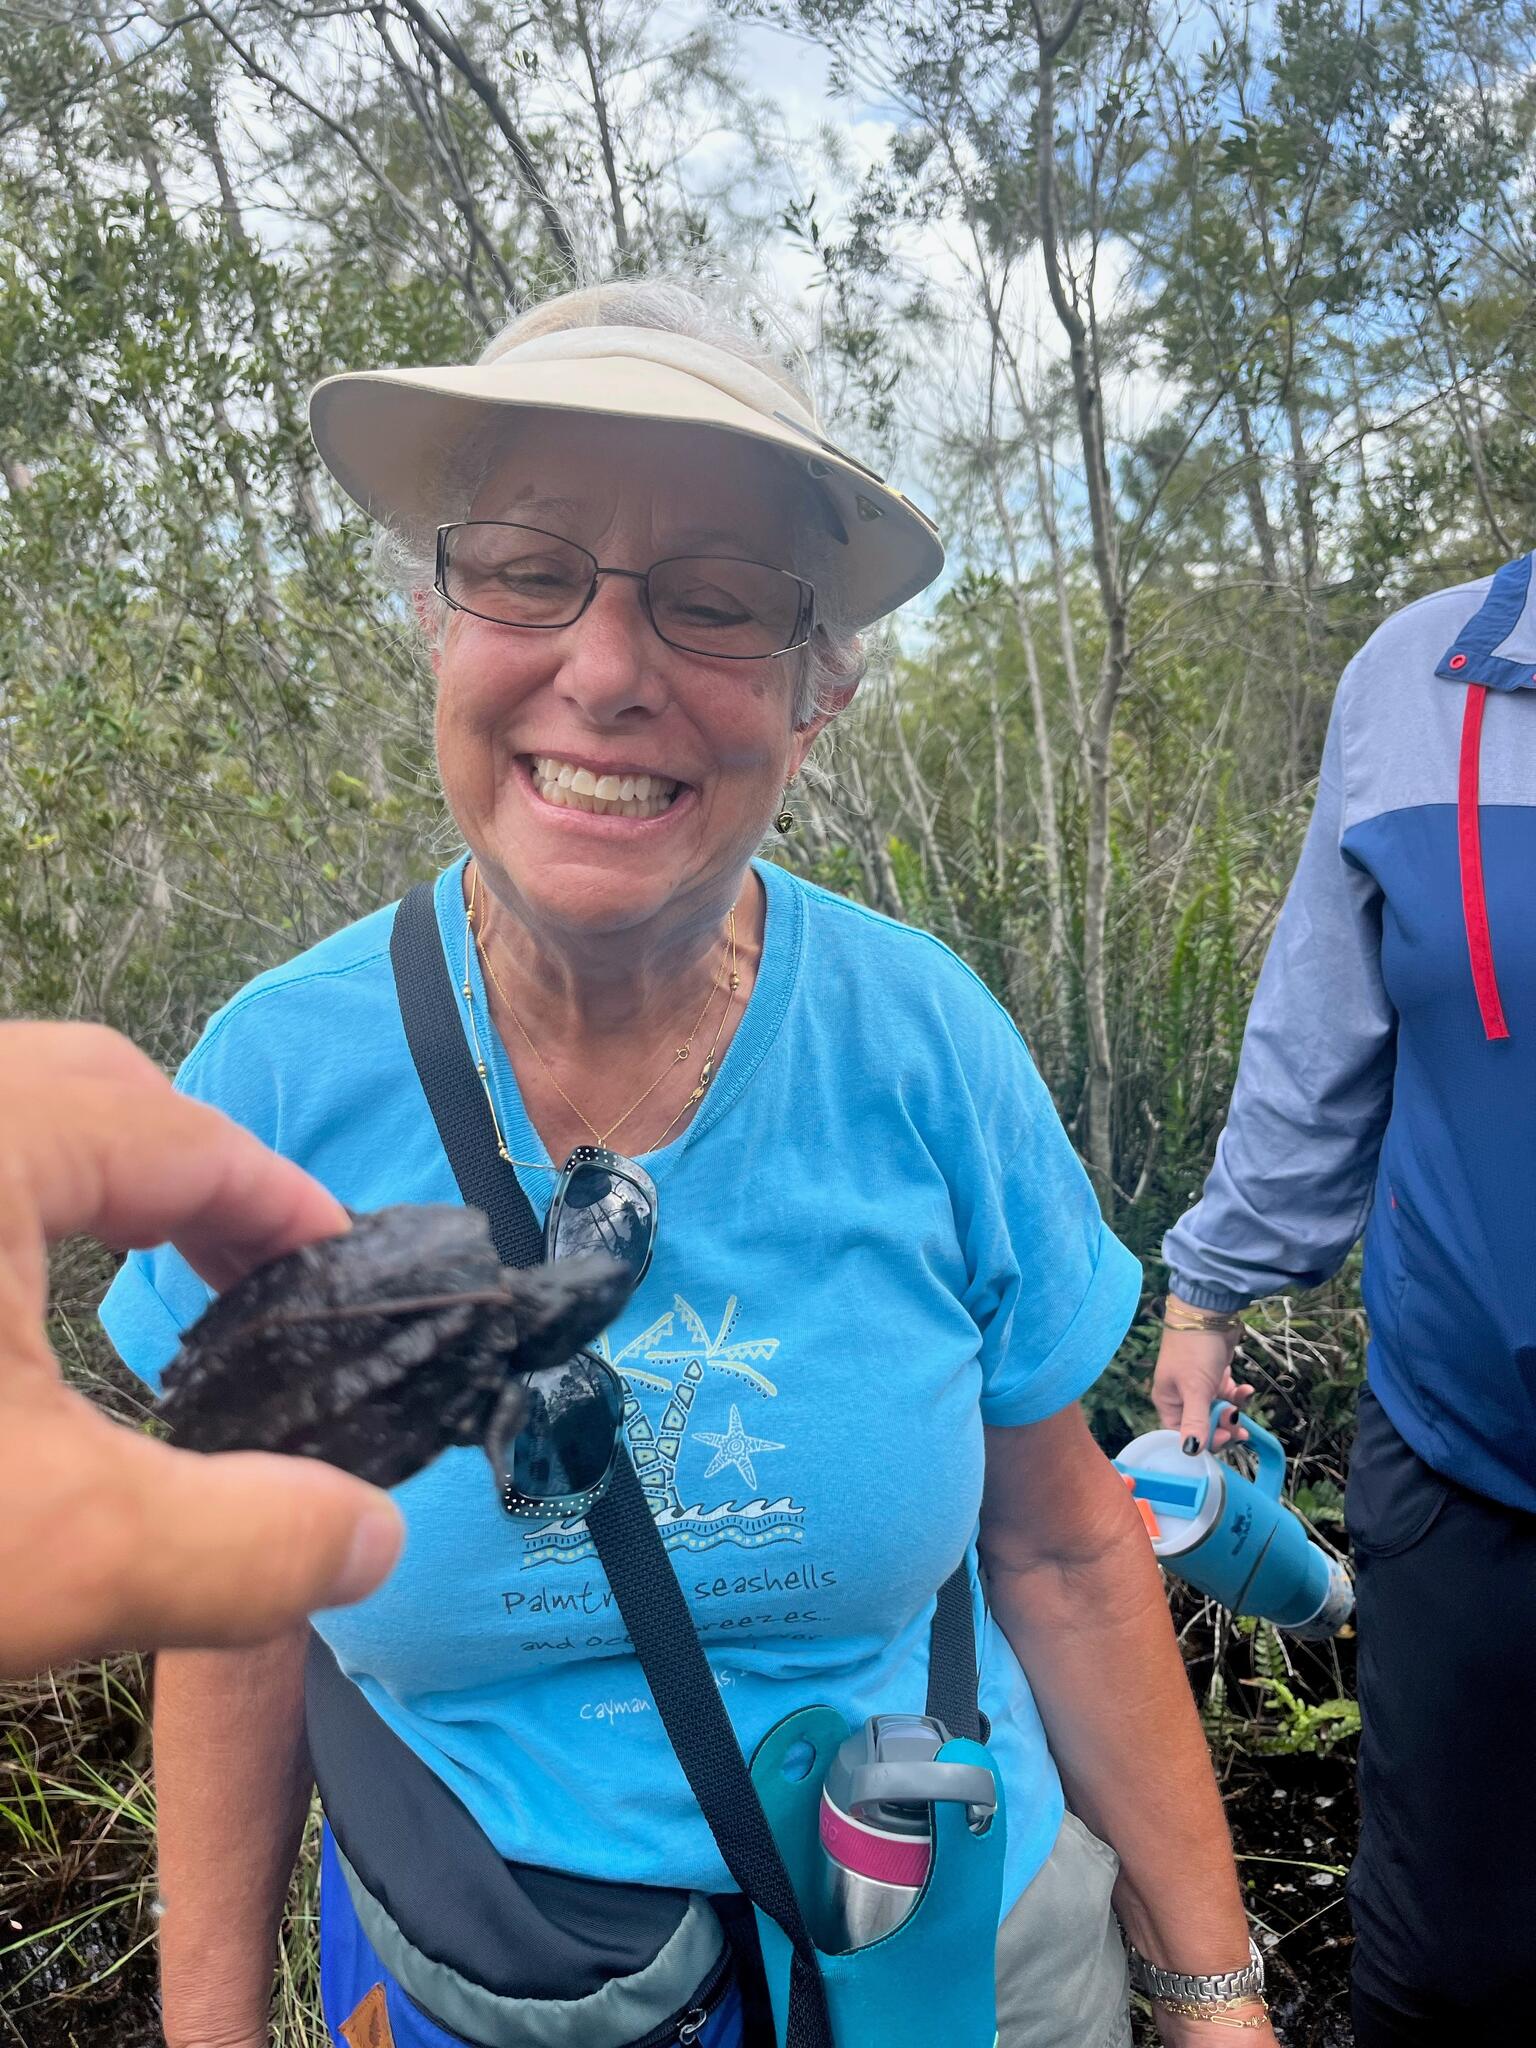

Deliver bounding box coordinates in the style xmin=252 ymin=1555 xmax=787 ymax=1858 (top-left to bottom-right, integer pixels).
xmin=845 ymin=1759 xmax=998 ymax=1821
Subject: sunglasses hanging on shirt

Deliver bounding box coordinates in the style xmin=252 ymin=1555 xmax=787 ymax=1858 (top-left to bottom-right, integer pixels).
xmin=460 ymin=887 xmax=663 ymax=1520
xmin=492 ymin=1148 xmax=657 ymax=1520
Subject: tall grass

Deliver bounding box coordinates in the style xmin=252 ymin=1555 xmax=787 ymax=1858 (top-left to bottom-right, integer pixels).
xmin=0 ymin=1650 xmax=327 ymax=2047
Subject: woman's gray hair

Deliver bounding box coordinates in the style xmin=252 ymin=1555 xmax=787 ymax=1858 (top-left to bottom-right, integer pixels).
xmin=373 ymin=276 xmax=866 ymax=730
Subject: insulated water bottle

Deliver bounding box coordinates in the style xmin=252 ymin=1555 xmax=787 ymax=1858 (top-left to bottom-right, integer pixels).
xmin=1114 ymin=1402 xmax=1354 ymax=1637
xmin=817 ymin=1715 xmax=998 ymax=1950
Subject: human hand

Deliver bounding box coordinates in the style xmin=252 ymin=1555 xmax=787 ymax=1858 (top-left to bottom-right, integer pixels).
xmin=1150 ymin=1305 xmax=1254 ymax=1453
xmin=0 ymin=1021 xmax=405 ymax=1675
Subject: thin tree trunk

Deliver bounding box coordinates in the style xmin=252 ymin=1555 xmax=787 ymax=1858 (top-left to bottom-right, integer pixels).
xmin=1284 ymin=392 xmax=1319 ymax=655
xmin=1346 ymin=326 xmax=1374 ymax=517
xmin=892 ymin=713 xmax=963 ymax=940
xmin=986 ymin=458 xmax=1074 ymax=1061
xmin=843 ymin=748 xmax=906 ymax=921
xmin=392 ymin=0 xmax=579 ymax=275
xmin=187 ymin=0 xmax=446 ymax=263
xmin=940 ymin=123 xmax=1087 ymax=747
xmin=571 ymin=0 xmax=630 ymax=259
xmin=1030 ymin=430 xmax=1087 ymax=752
xmin=364 ymin=4 xmax=520 ymax=313
xmin=989 ymin=664 xmax=1007 ymax=896
xmin=183 ymin=43 xmax=332 ymax=546
xmin=1232 ymin=402 xmax=1280 ymax=588
xmin=1029 ymin=1 xmax=1124 ymax=1194
xmin=91 ymin=5 xmax=283 ymax=632
xmin=1430 ymin=293 xmax=1511 ymax=556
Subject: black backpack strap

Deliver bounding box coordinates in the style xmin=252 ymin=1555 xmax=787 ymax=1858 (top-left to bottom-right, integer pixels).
xmin=387 ymin=876 xmax=982 ymax=2046
xmin=390 ymin=880 xmax=543 ymax=1269
xmin=925 ymin=1564 xmax=981 ymax=1743
xmin=587 ymin=1463 xmax=834 ymax=2047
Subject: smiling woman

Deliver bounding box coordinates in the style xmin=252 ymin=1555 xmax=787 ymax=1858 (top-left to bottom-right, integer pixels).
xmin=97 ymin=273 xmax=1273 ymax=2048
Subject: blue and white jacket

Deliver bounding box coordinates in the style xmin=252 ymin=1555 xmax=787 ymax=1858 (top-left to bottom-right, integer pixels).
xmin=1164 ymin=554 xmax=1536 ymax=1511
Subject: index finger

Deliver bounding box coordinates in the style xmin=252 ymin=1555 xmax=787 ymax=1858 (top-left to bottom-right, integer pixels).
xmin=1 ymin=1023 xmax=348 ymax=1294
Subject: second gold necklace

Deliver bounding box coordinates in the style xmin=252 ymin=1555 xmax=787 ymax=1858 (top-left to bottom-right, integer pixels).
xmin=466 ymin=862 xmax=739 ymax=1155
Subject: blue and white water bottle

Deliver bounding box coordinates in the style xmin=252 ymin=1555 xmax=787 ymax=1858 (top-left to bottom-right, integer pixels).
xmin=1114 ymin=1402 xmax=1353 ymax=1637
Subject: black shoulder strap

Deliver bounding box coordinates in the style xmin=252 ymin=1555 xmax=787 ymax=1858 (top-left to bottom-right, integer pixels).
xmin=925 ymin=1564 xmax=981 ymax=1742
xmin=392 ymin=879 xmax=544 ymax=1270
xmin=389 ymin=879 xmax=979 ymax=2045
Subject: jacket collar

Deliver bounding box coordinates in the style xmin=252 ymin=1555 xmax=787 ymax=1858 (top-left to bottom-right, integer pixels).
xmin=1436 ymin=551 xmax=1536 ymax=692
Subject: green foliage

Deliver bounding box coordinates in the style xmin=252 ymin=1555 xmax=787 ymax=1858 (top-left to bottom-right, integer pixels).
xmin=1197 ymin=1620 xmax=1361 ymax=1759
xmin=1249 ymin=1680 xmax=1362 ymax=1756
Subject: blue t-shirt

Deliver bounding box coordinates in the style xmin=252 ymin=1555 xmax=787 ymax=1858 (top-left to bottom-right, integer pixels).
xmin=102 ymin=855 xmax=1140 ymax=1914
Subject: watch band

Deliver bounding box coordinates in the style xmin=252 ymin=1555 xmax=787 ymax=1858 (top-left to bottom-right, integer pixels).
xmin=1126 ymin=1936 xmax=1266 ymax=2005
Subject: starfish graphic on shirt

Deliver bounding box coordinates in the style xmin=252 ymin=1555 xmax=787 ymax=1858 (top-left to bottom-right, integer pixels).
xmin=694 ymin=1404 xmax=785 ymax=1489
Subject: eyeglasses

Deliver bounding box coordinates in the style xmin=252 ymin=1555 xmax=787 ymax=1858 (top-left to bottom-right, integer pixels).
xmin=435 ymin=521 xmax=816 ymax=661
xmin=500 ymin=1146 xmax=658 ymax=1521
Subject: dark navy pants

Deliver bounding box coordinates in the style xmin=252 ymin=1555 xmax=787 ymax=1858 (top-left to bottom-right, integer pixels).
xmin=1346 ymin=1386 xmax=1536 ymax=2044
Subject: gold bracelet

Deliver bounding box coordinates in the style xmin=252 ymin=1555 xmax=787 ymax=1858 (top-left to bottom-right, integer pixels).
xmin=1153 ymin=1995 xmax=1271 ymax=2030
xmin=1156 ymin=1295 xmax=1246 ymax=1334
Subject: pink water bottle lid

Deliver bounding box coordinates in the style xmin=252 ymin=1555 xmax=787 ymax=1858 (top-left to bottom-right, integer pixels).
xmin=819 ymin=1790 xmax=932 ymax=1889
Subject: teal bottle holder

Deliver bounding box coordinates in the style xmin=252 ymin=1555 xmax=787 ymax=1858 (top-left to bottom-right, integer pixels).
xmin=749 ymin=1707 xmax=1006 ymax=2048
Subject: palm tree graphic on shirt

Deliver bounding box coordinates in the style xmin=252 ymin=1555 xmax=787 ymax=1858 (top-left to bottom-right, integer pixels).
xmin=624 ymin=1293 xmax=780 ymax=1504
xmin=519 ymin=1292 xmax=798 ymax=1565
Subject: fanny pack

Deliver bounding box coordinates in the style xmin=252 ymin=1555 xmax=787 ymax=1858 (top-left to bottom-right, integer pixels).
xmin=310 ymin=883 xmax=986 ymax=2048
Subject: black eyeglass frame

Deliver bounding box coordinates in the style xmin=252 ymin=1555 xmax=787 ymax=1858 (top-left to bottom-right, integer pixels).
xmin=500 ymin=1145 xmax=659 ymax=1522
xmin=434 ymin=521 xmax=817 ymax=661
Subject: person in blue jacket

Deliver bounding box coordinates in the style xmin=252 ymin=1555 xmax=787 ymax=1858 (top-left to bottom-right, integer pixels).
xmin=1155 ymin=552 xmax=1536 ymax=2046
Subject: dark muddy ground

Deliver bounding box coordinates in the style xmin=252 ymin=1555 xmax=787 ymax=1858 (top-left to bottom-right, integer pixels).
xmin=0 ymin=1668 xmax=162 ymax=2048
xmin=0 ymin=1921 xmax=159 ymax=2048
xmin=1217 ymin=1750 xmax=1355 ymax=2047
xmin=1126 ymin=1751 xmax=1357 ymax=2046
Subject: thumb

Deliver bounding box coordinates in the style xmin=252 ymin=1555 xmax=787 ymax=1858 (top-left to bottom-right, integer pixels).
xmin=1179 ymin=1382 xmax=1216 ymax=1449
xmin=108 ymin=1430 xmax=405 ymax=1651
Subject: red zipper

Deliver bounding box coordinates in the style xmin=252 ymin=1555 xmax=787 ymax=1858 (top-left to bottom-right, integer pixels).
xmin=1457 ymin=683 xmax=1511 ymax=1041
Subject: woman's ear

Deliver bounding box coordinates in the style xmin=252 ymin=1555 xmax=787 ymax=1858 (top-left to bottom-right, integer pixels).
xmin=788 ymin=626 xmax=861 ymax=764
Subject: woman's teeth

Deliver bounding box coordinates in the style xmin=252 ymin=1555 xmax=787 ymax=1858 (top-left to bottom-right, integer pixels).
xmin=528 ymin=757 xmax=680 ymax=818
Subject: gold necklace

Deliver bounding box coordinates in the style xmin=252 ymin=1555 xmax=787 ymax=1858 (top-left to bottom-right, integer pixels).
xmin=465 ymin=862 xmax=739 ymax=1156
xmin=649 ymin=930 xmax=740 ymax=1148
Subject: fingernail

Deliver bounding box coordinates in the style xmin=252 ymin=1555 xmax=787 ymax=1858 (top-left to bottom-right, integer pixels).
xmin=1227 ymin=1408 xmax=1241 ymax=1428
xmin=1182 ymin=1435 xmax=1201 ymax=1455
xmin=330 ymin=1507 xmax=405 ymax=1605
